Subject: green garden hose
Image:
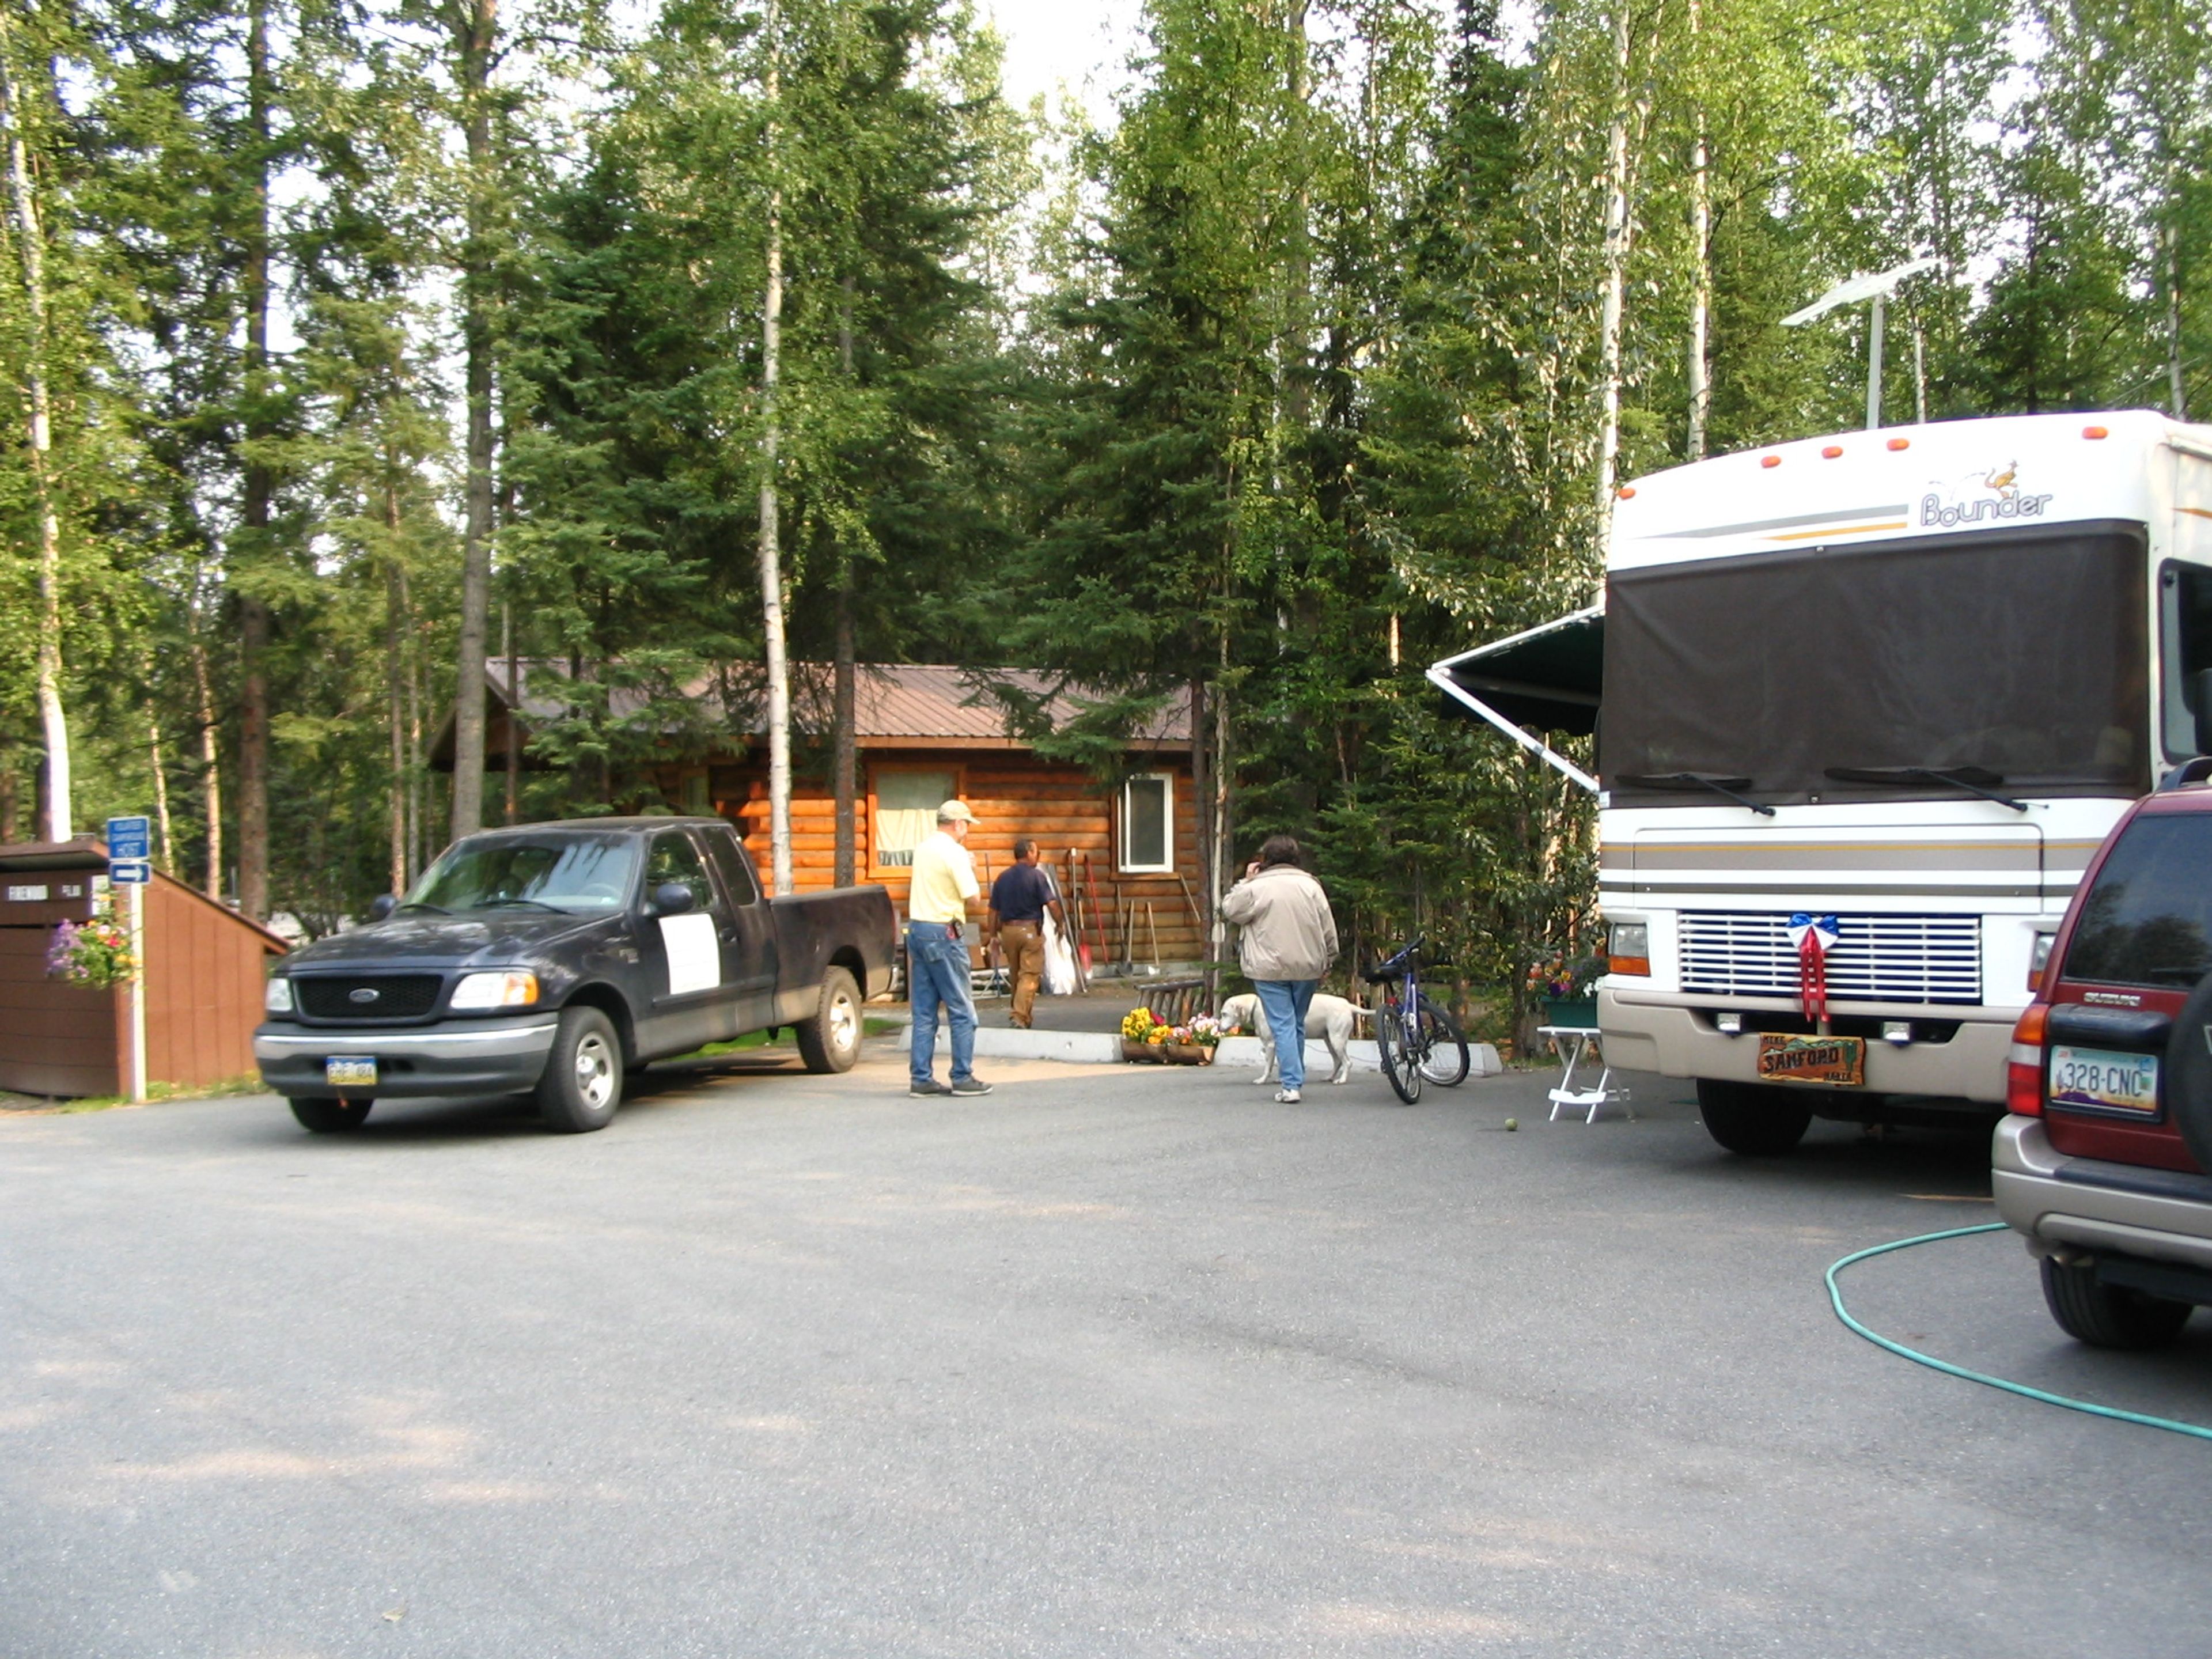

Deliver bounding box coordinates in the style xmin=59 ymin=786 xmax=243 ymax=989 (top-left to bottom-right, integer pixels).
xmin=1825 ymin=1221 xmax=2212 ymax=1443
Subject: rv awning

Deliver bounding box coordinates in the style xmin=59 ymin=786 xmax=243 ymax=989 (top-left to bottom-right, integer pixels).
xmin=1427 ymin=605 xmax=1603 ymax=794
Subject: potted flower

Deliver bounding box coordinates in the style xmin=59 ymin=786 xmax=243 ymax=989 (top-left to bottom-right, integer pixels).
xmin=1528 ymin=953 xmax=1604 ymax=1028
xmin=1121 ymin=1006 xmax=1164 ymax=1062
xmin=48 ymin=896 xmax=135 ymax=990
xmin=1163 ymin=1013 xmax=1226 ymax=1065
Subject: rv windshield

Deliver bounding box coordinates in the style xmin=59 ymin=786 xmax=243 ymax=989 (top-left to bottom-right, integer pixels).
xmin=1603 ymin=520 xmax=2147 ymax=808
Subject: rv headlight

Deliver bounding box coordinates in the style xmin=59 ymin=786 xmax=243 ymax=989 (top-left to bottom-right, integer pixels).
xmin=450 ymin=970 xmax=540 ymax=1010
xmin=1608 ymin=922 xmax=1650 ymax=977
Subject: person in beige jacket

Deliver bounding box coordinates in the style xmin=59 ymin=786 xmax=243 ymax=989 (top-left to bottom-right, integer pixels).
xmin=1219 ymin=835 xmax=1337 ymax=1101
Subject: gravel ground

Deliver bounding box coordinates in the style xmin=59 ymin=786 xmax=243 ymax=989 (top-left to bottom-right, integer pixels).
xmin=3 ymin=1046 xmax=2209 ymax=1658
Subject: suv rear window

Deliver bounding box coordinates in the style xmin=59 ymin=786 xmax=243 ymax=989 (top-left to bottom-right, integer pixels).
xmin=2063 ymin=813 xmax=2212 ymax=988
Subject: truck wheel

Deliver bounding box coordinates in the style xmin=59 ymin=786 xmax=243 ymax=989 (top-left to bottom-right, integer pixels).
xmin=291 ymin=1097 xmax=373 ymax=1133
xmin=796 ymin=967 xmax=862 ymax=1074
xmin=2040 ymin=1257 xmax=2192 ymax=1349
xmin=537 ymin=1006 xmax=623 ymax=1132
xmin=1696 ymin=1080 xmax=1811 ymax=1155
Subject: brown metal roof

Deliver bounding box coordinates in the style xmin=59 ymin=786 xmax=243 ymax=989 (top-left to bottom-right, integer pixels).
xmin=431 ymin=663 xmax=1190 ymax=767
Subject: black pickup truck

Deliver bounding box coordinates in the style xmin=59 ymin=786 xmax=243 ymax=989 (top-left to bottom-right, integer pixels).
xmin=255 ymin=816 xmax=897 ymax=1134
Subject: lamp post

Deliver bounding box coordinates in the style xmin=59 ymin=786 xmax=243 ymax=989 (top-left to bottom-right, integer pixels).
xmin=1781 ymin=257 xmax=1941 ymax=430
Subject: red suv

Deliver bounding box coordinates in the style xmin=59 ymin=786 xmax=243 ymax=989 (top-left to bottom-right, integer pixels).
xmin=1995 ymin=777 xmax=2212 ymax=1347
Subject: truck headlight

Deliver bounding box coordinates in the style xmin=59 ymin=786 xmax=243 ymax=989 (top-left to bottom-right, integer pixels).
xmin=1608 ymin=922 xmax=1650 ymax=977
xmin=450 ymin=969 xmax=540 ymax=1010
xmin=264 ymin=976 xmax=294 ymax=1014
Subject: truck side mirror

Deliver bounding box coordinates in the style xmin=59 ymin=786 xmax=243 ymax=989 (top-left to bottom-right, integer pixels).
xmin=653 ymin=882 xmax=696 ymax=916
xmin=2195 ymin=668 xmax=2212 ymax=757
xmin=369 ymin=893 xmax=398 ymax=922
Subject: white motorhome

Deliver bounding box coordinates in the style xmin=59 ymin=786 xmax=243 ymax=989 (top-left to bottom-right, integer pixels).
xmin=1432 ymin=410 xmax=2212 ymax=1153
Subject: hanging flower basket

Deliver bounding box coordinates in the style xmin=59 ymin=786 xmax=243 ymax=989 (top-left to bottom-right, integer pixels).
xmin=48 ymin=897 xmax=136 ymax=990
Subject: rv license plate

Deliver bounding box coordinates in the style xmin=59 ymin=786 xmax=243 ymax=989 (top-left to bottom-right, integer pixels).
xmin=324 ymin=1056 xmax=378 ymax=1089
xmin=2048 ymin=1046 xmax=2158 ymax=1116
xmin=1756 ymin=1033 xmax=1866 ymax=1086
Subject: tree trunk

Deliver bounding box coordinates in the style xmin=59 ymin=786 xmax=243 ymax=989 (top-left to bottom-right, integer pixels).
xmin=385 ymin=472 xmax=408 ymax=895
xmin=0 ymin=749 xmax=15 ymax=843
xmin=502 ymin=600 xmax=519 ymax=823
xmin=2165 ymin=215 xmax=2188 ymax=421
xmin=1592 ymin=0 xmax=1637 ymax=541
xmin=192 ymin=633 xmax=223 ymax=897
xmin=832 ymin=275 xmax=856 ymax=888
xmin=147 ymin=698 xmax=172 ymax=871
xmin=448 ymin=0 xmax=499 ymax=840
xmin=234 ymin=0 xmax=274 ymax=916
xmin=0 ymin=17 xmax=71 ymax=842
xmin=1191 ymin=677 xmax=1216 ymax=1002
xmin=756 ymin=0 xmax=794 ymax=897
xmin=1684 ymin=0 xmax=1710 ymax=461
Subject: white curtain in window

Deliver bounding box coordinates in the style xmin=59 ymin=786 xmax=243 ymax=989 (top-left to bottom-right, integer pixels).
xmin=876 ymin=771 xmax=954 ymax=868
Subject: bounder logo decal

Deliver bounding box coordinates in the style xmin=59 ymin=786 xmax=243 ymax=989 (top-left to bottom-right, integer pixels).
xmin=1920 ymin=459 xmax=2054 ymax=528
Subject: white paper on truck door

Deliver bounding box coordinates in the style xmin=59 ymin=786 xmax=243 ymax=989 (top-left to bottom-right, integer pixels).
xmin=660 ymin=912 xmax=721 ymax=996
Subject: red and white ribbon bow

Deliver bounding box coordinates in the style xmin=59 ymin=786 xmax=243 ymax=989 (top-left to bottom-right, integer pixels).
xmin=1786 ymin=913 xmax=1840 ymax=1025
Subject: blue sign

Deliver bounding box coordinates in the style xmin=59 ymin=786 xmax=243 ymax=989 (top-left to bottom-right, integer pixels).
xmin=109 ymin=859 xmax=151 ymax=885
xmin=106 ymin=816 xmax=151 ymax=862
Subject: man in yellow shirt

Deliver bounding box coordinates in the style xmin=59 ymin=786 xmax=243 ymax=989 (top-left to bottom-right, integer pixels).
xmin=906 ymin=800 xmax=992 ymax=1096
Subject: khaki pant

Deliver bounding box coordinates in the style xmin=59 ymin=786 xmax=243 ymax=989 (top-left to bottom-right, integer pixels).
xmin=1000 ymin=921 xmax=1045 ymax=1027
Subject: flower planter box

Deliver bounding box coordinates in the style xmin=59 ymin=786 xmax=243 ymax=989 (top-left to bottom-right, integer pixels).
xmin=1541 ymin=997 xmax=1599 ymax=1029
xmin=1122 ymin=1039 xmax=1164 ymax=1063
xmin=1162 ymin=1043 xmax=1214 ymax=1066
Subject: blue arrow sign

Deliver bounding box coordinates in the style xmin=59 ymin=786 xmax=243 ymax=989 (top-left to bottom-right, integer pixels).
xmin=109 ymin=859 xmax=151 ymax=885
xmin=106 ymin=816 xmax=151 ymax=862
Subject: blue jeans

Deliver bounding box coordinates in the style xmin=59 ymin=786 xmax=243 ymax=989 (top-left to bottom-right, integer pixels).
xmin=1254 ymin=979 xmax=1318 ymax=1091
xmin=907 ymin=922 xmax=978 ymax=1085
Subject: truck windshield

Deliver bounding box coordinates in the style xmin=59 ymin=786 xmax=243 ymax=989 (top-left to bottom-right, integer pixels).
xmin=2062 ymin=813 xmax=2212 ymax=988
xmin=408 ymin=835 xmax=638 ymax=913
xmin=1604 ymin=521 xmax=2147 ymax=808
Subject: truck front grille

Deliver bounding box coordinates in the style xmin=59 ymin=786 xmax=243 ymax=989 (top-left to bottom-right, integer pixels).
xmin=297 ymin=974 xmax=444 ymax=1020
xmin=1679 ymin=912 xmax=1982 ymax=1006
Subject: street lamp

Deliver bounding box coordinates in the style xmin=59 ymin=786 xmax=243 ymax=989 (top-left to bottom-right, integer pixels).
xmin=1781 ymin=256 xmax=1941 ymax=430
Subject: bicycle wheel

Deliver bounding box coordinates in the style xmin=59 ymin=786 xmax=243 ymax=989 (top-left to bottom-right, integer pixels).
xmin=1377 ymin=1005 xmax=1423 ymax=1104
xmin=1415 ymin=999 xmax=1471 ymax=1085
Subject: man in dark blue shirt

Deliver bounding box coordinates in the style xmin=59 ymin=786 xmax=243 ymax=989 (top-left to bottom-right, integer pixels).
xmin=984 ymin=839 xmax=1069 ymax=1028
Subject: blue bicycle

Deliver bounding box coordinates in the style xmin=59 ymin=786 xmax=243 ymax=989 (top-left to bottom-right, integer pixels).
xmin=1365 ymin=937 xmax=1471 ymax=1104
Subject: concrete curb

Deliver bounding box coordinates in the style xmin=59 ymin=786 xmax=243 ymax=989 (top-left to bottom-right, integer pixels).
xmin=897 ymin=1024 xmax=1504 ymax=1078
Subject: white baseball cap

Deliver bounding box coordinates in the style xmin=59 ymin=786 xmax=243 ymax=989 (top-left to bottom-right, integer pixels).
xmin=936 ymin=800 xmax=976 ymax=823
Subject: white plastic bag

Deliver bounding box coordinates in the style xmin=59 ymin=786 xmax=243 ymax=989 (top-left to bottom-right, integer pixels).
xmin=1041 ymin=910 xmax=1077 ymax=997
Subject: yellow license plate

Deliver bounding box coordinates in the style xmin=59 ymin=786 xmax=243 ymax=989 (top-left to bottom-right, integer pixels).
xmin=1756 ymin=1033 xmax=1866 ymax=1087
xmin=324 ymin=1056 xmax=377 ymax=1088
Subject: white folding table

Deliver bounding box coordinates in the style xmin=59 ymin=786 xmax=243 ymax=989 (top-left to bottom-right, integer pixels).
xmin=1539 ymin=1024 xmax=1629 ymax=1123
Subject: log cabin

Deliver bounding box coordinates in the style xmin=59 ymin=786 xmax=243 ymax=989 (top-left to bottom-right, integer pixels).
xmin=438 ymin=664 xmax=1209 ymax=971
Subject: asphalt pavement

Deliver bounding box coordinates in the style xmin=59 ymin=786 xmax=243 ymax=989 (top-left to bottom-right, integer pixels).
xmin=4 ymin=1047 xmax=2210 ymax=1657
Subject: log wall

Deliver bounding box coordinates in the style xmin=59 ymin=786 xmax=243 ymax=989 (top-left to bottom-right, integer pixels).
xmin=665 ymin=749 xmax=1211 ymax=969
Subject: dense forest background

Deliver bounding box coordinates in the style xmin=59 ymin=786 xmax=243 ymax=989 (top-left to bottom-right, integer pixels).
xmin=2 ymin=0 xmax=2207 ymax=1001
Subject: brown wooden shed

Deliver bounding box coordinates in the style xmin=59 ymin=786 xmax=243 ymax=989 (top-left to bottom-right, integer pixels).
xmin=0 ymin=840 xmax=289 ymax=1099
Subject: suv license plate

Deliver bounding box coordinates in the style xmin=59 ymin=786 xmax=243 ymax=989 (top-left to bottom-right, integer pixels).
xmin=324 ymin=1056 xmax=377 ymax=1089
xmin=2048 ymin=1046 xmax=2158 ymax=1116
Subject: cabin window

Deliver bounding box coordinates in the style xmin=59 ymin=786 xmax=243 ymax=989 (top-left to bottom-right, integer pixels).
xmin=1120 ymin=774 xmax=1172 ymax=873
xmin=680 ymin=772 xmax=710 ymax=816
xmin=872 ymin=769 xmax=957 ymax=869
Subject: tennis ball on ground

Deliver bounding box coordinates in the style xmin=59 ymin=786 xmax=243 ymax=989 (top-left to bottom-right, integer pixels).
xmin=1503 ymin=1118 xmax=1518 ymax=1131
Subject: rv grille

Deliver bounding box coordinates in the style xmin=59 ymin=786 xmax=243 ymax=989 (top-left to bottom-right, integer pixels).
xmin=1678 ymin=912 xmax=1982 ymax=1006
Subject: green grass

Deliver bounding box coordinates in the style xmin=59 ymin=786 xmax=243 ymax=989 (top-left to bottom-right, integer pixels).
xmin=0 ymin=1074 xmax=264 ymax=1115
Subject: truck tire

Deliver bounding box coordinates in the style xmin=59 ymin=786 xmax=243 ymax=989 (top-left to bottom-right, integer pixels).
xmin=291 ymin=1097 xmax=373 ymax=1133
xmin=537 ymin=1006 xmax=623 ymax=1132
xmin=2040 ymin=1257 xmax=2192 ymax=1349
xmin=795 ymin=967 xmax=862 ymax=1074
xmin=1696 ymin=1079 xmax=1811 ymax=1155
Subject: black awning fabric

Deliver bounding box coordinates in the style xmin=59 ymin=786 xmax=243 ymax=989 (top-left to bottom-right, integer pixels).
xmin=1434 ymin=607 xmax=1604 ymax=737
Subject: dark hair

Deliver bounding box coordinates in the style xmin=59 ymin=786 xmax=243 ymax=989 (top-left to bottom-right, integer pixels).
xmin=1013 ymin=837 xmax=1037 ymax=861
xmin=1257 ymin=834 xmax=1303 ymax=869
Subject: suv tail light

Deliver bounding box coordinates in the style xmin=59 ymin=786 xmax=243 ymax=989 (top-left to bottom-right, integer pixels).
xmin=2007 ymin=1003 xmax=2049 ymax=1117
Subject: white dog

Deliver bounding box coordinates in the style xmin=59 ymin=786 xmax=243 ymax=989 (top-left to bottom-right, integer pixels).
xmin=1219 ymin=992 xmax=1363 ymax=1086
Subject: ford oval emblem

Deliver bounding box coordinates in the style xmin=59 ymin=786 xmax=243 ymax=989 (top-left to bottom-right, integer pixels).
xmin=349 ymin=987 xmax=379 ymax=1004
